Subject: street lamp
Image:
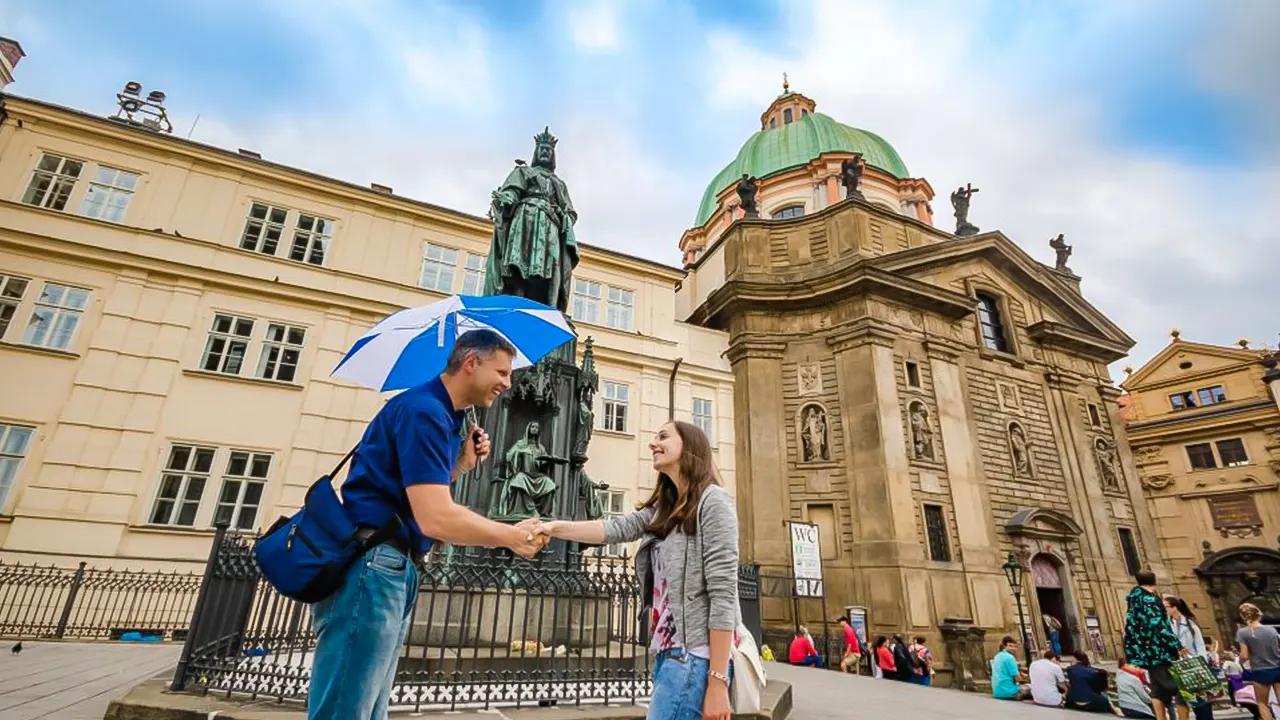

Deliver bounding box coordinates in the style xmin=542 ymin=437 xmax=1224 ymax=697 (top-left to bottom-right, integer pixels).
xmin=1002 ymin=551 xmax=1032 ymax=666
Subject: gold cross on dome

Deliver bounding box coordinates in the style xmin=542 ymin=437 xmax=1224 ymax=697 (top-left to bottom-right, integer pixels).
xmin=783 ymin=72 xmax=790 ymax=93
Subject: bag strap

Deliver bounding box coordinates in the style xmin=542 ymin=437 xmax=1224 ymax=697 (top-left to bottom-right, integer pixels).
xmin=329 ymin=444 xmax=359 ymax=480
xmin=325 ymin=443 xmax=409 ymax=550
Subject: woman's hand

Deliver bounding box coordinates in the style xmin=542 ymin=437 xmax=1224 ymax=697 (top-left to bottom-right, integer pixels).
xmin=538 ymin=520 xmax=562 ymax=538
xmin=703 ymin=677 xmax=731 ymax=720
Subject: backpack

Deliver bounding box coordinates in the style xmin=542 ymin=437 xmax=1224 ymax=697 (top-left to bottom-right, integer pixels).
xmin=253 ymin=447 xmax=403 ymax=603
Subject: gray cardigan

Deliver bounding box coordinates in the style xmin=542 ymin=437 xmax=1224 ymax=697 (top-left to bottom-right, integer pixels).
xmin=603 ymin=485 xmax=740 ymax=652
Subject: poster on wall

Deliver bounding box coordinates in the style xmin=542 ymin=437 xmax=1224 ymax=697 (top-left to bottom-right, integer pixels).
xmin=844 ymin=605 xmax=869 ymax=648
xmin=1085 ymin=615 xmax=1105 ymax=656
xmin=789 ymin=521 xmax=825 ymax=597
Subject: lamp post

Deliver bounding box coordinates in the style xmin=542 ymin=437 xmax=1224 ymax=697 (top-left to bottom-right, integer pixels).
xmin=1002 ymin=551 xmax=1032 ymax=666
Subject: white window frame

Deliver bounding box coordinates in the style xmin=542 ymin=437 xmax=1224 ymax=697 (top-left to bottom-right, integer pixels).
xmin=149 ymin=444 xmax=216 ymax=527
xmin=239 ymin=202 xmax=289 ymax=256
xmin=79 ymin=165 xmax=140 ymax=223
xmin=200 ymin=314 xmax=256 ymax=376
xmin=573 ymin=279 xmax=602 ymax=325
xmin=606 ymin=286 xmax=635 ymax=331
xmin=0 ymin=423 xmax=36 ymax=512
xmin=213 ymin=450 xmax=272 ymax=531
xmin=600 ymin=381 xmax=630 ymax=433
xmin=288 ymin=213 xmax=334 ymax=266
xmin=21 ymin=153 xmax=84 ymax=211
xmin=0 ymin=273 xmax=31 ymax=341
xmin=21 ymin=282 xmax=90 ymax=351
xmin=419 ymin=243 xmax=459 ymax=293
xmin=256 ymin=323 xmax=306 ymax=383
xmin=598 ymin=489 xmax=627 ymax=556
xmin=693 ymin=397 xmax=714 ymax=440
xmin=461 ymin=252 xmax=487 ymax=296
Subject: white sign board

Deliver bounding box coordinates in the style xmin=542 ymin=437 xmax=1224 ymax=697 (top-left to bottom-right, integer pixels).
xmin=789 ymin=521 xmax=824 ymax=597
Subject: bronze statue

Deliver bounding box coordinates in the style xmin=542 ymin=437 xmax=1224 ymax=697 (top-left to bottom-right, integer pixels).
xmin=951 ymin=183 xmax=980 ymax=237
xmin=736 ymin=174 xmax=760 ymax=218
xmin=572 ymin=338 xmax=598 ymax=458
xmin=1049 ymin=233 xmax=1073 ymax=273
xmin=492 ymin=421 xmax=560 ymax=519
xmin=840 ymin=155 xmax=865 ymax=200
xmin=578 ymin=469 xmax=609 ymax=521
xmin=484 ymin=127 xmax=580 ymax=313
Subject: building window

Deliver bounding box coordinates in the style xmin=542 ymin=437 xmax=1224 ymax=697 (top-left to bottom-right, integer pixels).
xmin=769 ymin=118 xmax=777 ymax=129
xmin=598 ymin=489 xmax=627 ymax=556
xmin=1216 ymin=438 xmax=1249 ymax=468
xmin=418 ymin=243 xmax=458 ymax=293
xmin=0 ymin=274 xmax=31 ymax=340
xmin=905 ymin=361 xmax=921 ymax=389
xmin=289 ymin=214 xmax=333 ymax=266
xmin=256 ymin=323 xmax=306 ymax=382
xmin=600 ymin=381 xmax=629 ymax=433
xmin=150 ymin=445 xmax=215 ymax=526
xmin=201 ymin=314 xmax=256 ymax=375
xmin=1117 ymin=528 xmax=1141 ymax=577
xmin=21 ymin=282 xmax=90 ymax=351
xmin=771 ymin=204 xmax=805 ymax=220
xmin=1197 ymin=386 xmax=1226 ymax=407
xmin=606 ymin=287 xmax=634 ymax=331
xmin=975 ymin=293 xmax=1010 ymax=353
xmin=1169 ymin=391 xmax=1197 ymax=411
xmin=801 ymin=109 xmax=808 ymax=118
xmin=0 ymin=423 xmax=36 ymax=510
xmin=22 ymin=153 xmax=83 ymax=211
xmin=79 ymin=166 xmax=139 ymax=222
xmin=573 ymin=279 xmax=602 ymax=325
xmin=240 ymin=203 xmax=288 ymax=256
xmin=1087 ymin=403 xmax=1103 ymax=428
xmin=923 ymin=504 xmax=951 ymax=562
xmin=1186 ymin=443 xmax=1217 ymax=470
xmin=783 ymin=108 xmax=793 ymax=124
xmin=214 ymin=451 xmax=271 ymax=531
xmin=693 ymin=397 xmax=714 ymax=440
xmin=461 ymin=253 xmax=487 ymax=296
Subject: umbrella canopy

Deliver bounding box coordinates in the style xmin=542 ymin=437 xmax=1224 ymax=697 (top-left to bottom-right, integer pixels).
xmin=332 ymin=295 xmax=575 ymax=392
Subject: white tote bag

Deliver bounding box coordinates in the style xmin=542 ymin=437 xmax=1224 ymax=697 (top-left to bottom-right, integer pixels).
xmin=730 ymin=624 xmax=766 ymax=714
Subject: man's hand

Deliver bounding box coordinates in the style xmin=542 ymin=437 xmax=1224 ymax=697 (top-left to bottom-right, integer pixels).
xmin=515 ymin=518 xmax=551 ymax=549
xmin=456 ymin=426 xmax=491 ymax=475
xmin=506 ymin=520 xmax=547 ymax=558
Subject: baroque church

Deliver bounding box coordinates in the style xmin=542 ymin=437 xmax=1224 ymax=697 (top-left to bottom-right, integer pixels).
xmin=673 ymin=83 xmax=1161 ymax=672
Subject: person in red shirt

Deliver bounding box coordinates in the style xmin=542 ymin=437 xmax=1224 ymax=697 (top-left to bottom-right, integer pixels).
xmin=873 ymin=636 xmax=896 ymax=679
xmin=838 ymin=616 xmax=862 ymax=674
xmin=789 ymin=626 xmax=822 ymax=667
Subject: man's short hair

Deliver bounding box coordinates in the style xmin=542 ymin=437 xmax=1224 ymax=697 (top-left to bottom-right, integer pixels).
xmin=1043 ymin=649 xmax=1058 ymax=660
xmin=445 ymin=329 xmax=517 ymax=373
xmin=1001 ymin=635 xmax=1016 ymax=646
xmin=837 ymin=616 xmax=850 ymax=624
xmin=1135 ymin=569 xmax=1157 ymax=586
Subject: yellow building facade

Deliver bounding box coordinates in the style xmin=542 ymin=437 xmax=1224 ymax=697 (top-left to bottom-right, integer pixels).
xmin=0 ymin=94 xmax=734 ymax=570
xmin=1123 ymin=337 xmax=1280 ymax=641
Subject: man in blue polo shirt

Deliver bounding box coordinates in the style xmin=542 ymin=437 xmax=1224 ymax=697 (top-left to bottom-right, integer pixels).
xmin=308 ymin=330 xmax=546 ymax=720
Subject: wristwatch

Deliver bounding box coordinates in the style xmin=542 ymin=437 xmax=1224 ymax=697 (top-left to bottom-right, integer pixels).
xmin=708 ymin=668 xmax=730 ymax=686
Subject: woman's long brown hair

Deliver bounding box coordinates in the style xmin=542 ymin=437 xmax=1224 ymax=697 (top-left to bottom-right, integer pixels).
xmin=641 ymin=420 xmax=719 ymax=537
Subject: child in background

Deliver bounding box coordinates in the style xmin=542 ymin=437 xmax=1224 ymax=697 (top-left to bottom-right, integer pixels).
xmin=1223 ymin=650 xmax=1245 ymax=705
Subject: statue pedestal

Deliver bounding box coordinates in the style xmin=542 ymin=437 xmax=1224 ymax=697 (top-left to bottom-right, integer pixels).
xmin=939 ymin=617 xmax=989 ymax=692
xmin=955 ymin=222 xmax=980 ymax=237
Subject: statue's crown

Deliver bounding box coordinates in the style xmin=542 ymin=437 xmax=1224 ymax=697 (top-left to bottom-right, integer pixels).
xmin=534 ymin=126 xmax=558 ymax=148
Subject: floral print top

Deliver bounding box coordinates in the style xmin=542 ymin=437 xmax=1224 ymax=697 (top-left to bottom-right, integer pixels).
xmin=649 ymin=538 xmax=709 ymax=658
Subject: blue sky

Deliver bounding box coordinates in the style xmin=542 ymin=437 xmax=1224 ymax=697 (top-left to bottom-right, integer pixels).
xmin=2 ymin=0 xmax=1276 ymax=374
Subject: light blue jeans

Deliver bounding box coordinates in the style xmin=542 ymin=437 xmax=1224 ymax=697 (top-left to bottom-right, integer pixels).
xmin=307 ymin=544 xmax=418 ymax=720
xmin=648 ymin=648 xmax=714 ymax=720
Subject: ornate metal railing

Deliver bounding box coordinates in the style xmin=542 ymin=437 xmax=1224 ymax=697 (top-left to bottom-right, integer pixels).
xmin=0 ymin=560 xmax=202 ymax=640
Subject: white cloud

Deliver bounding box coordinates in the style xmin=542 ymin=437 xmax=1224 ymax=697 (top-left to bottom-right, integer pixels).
xmin=567 ymin=0 xmax=623 ymax=54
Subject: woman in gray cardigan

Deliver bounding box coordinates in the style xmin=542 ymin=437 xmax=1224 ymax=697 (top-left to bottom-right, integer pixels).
xmin=538 ymin=420 xmax=740 ymax=720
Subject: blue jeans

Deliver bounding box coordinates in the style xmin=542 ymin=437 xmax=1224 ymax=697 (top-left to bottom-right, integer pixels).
xmin=307 ymin=544 xmax=419 ymax=720
xmin=797 ymin=654 xmax=822 ymax=668
xmin=648 ymin=648 xmax=709 ymax=720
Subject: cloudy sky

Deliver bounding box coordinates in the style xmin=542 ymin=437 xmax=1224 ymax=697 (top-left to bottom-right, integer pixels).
xmin=3 ymin=0 xmax=1275 ymax=377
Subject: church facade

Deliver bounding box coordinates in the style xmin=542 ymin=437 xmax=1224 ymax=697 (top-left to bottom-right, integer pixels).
xmin=677 ymin=86 xmax=1164 ymax=666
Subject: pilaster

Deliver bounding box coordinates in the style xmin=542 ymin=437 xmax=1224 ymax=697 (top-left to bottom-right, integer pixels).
xmin=726 ymin=337 xmax=790 ymax=568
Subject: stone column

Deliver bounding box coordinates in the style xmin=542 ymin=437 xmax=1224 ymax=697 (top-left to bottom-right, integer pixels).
xmin=726 ymin=336 xmax=790 ymax=569
xmin=1100 ymin=383 xmax=1167 ymax=579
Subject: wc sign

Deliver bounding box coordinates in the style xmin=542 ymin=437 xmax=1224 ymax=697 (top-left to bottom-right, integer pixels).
xmin=789 ymin=521 xmax=825 ymax=598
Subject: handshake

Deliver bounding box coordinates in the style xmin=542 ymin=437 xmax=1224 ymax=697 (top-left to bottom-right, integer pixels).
xmin=506 ymin=518 xmax=557 ymax=559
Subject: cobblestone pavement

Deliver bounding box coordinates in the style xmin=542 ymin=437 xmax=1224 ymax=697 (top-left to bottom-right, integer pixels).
xmin=0 ymin=641 xmax=181 ymax=720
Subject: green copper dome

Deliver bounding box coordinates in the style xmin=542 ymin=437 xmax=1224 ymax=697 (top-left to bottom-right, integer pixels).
xmin=694 ymin=112 xmax=909 ymax=227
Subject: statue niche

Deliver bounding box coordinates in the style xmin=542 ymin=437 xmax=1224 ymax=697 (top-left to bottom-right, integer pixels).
xmin=909 ymin=401 xmax=936 ymax=462
xmin=490 ymin=421 xmax=564 ymax=520
xmin=1009 ymin=422 xmax=1035 ymax=478
xmin=1094 ymin=438 xmax=1120 ymax=490
xmin=797 ymin=403 xmax=830 ymax=463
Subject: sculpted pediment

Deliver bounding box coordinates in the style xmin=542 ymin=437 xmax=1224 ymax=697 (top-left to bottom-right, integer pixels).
xmin=1123 ymin=340 xmax=1263 ymax=389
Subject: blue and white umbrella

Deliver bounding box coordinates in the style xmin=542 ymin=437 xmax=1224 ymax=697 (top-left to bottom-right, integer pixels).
xmin=332 ymin=295 xmax=575 ymax=392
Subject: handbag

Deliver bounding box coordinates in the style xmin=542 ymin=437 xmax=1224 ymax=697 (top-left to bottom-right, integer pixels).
xmin=729 ymin=624 xmax=766 ymax=714
xmin=1170 ymin=655 xmax=1221 ymax=695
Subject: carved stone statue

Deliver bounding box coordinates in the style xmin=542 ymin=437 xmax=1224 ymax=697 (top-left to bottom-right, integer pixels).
xmin=909 ymin=402 xmax=935 ymax=461
xmin=578 ymin=469 xmax=609 ymax=521
xmin=572 ymin=338 xmax=598 ymax=458
xmin=492 ymin=421 xmax=560 ymax=519
xmin=1049 ymin=233 xmax=1073 ymax=273
xmin=799 ymin=404 xmax=829 ymax=463
xmin=1095 ymin=438 xmax=1119 ymax=490
xmin=736 ymin=174 xmax=760 ymax=218
xmin=798 ymin=362 xmax=821 ymax=396
xmin=840 ymin=155 xmax=865 ymax=200
xmin=951 ymin=183 xmax=980 ymax=237
xmin=484 ymin=127 xmax=580 ymax=313
xmin=1009 ymin=423 xmax=1033 ymax=477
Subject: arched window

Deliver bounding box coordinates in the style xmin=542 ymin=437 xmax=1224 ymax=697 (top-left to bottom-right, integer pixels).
xmin=801 ymin=109 xmax=808 ymax=118
xmin=783 ymin=108 xmax=793 ymax=124
xmin=771 ymin=204 xmax=805 ymax=220
xmin=769 ymin=117 xmax=777 ymax=129
xmin=976 ymin=292 xmax=1010 ymax=352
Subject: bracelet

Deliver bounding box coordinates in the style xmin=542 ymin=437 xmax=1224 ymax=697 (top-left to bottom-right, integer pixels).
xmin=708 ymin=668 xmax=730 ymax=686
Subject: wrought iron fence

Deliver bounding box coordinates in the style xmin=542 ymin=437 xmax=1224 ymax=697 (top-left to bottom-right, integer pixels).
xmin=0 ymin=560 xmax=202 ymax=640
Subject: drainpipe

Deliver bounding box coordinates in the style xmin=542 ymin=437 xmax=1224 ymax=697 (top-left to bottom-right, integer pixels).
xmin=668 ymin=358 xmax=683 ymax=420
